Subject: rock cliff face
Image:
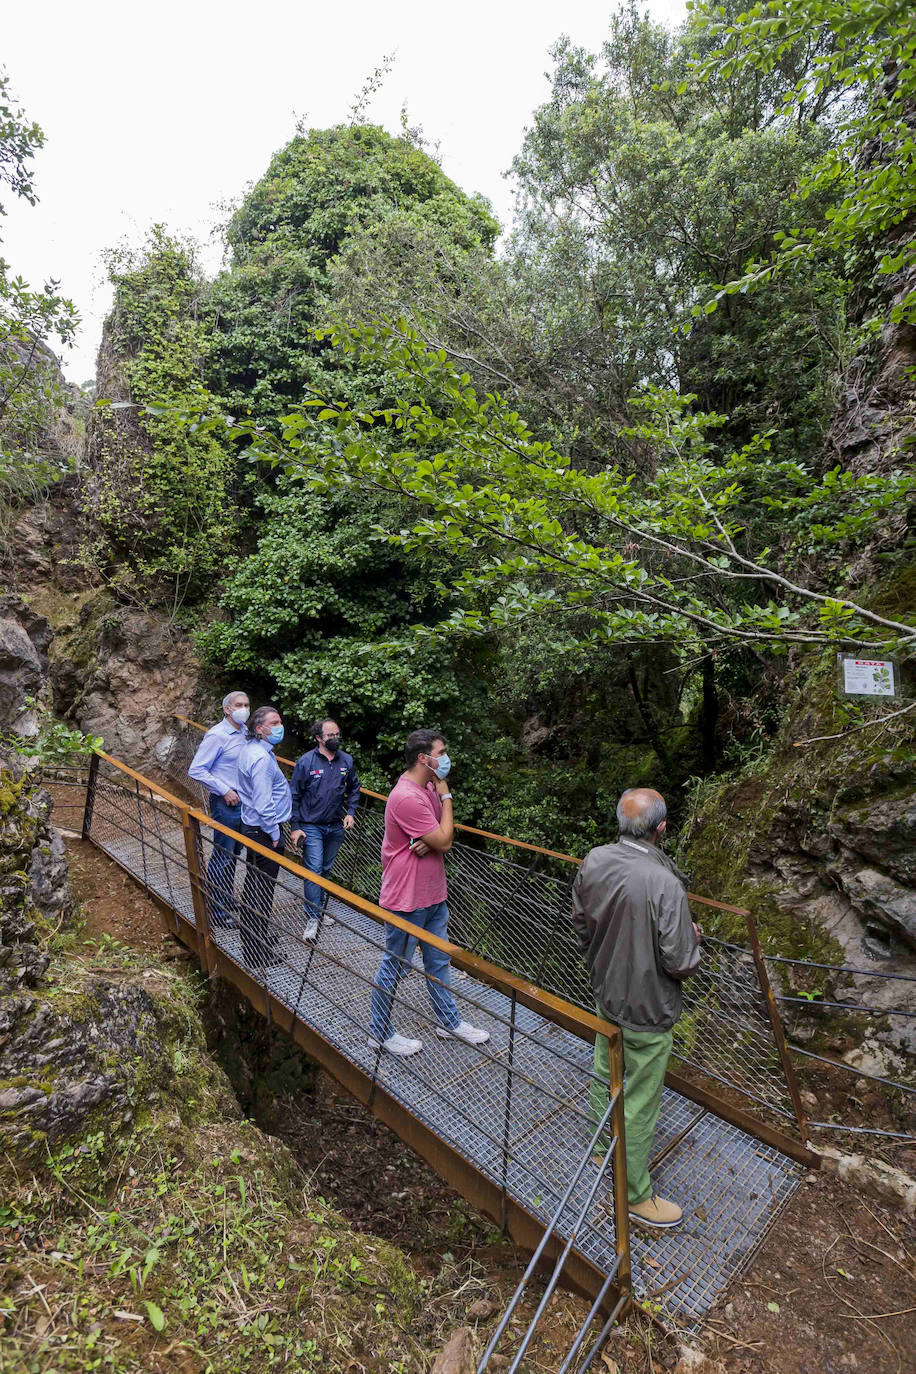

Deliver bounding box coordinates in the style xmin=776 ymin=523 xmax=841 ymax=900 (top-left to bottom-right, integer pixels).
xmin=49 ymin=597 xmax=204 ymax=767
xmin=0 ymin=593 xmax=52 ymax=737
xmin=8 ymin=480 xmax=208 ymax=770
xmin=749 ymin=777 xmax=916 ymax=957
xmin=0 ymin=613 xmax=186 ymax=1154
xmin=3 ymin=322 xmax=210 ymax=773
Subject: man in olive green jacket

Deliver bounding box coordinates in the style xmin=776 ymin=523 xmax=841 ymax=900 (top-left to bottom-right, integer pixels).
xmin=571 ymin=787 xmax=701 ymax=1229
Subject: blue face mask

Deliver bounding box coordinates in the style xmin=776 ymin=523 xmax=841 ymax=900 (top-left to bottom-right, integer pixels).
xmin=267 ymin=724 xmax=284 ymax=745
xmin=430 ymin=753 xmax=451 ymax=780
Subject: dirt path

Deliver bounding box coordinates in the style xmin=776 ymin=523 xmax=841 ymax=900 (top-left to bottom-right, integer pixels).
xmin=65 ymin=832 xmax=916 ymax=1373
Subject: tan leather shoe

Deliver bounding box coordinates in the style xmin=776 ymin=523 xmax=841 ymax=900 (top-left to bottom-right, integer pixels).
xmin=628 ymin=1194 xmax=683 ymax=1229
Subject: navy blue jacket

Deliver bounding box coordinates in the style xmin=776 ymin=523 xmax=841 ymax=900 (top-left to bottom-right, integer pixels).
xmin=290 ymin=747 xmax=361 ymax=828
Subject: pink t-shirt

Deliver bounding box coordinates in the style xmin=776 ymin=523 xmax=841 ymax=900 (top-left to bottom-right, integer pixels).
xmin=379 ymin=776 xmax=447 ymax=913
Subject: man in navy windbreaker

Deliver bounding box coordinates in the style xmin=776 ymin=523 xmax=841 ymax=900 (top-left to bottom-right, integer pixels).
xmin=289 ymin=719 xmax=360 ymax=940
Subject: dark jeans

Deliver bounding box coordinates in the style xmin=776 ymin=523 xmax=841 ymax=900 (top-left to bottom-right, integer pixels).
xmin=240 ymin=824 xmax=280 ymax=967
xmin=301 ymin=822 xmax=346 ymax=922
xmin=207 ymin=793 xmax=242 ymax=925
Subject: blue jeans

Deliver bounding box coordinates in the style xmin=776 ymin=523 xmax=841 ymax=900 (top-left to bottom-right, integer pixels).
xmin=301 ymin=822 xmax=346 ymax=921
xmin=369 ymin=901 xmax=461 ymax=1042
xmin=207 ymin=793 xmax=242 ymax=924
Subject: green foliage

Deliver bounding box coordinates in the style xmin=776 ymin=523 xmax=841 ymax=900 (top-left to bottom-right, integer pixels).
xmin=88 ymin=229 xmax=239 ymax=612
xmin=508 ymin=3 xmax=848 ymax=457
xmin=0 ymin=697 xmax=102 ymax=764
xmin=211 ymin=323 xmax=913 ymax=659
xmin=0 ymin=72 xmax=78 ymax=514
xmin=83 ymin=6 xmax=915 ymax=852
xmin=183 ymin=123 xmax=512 ymax=800
xmin=0 ymin=69 xmax=44 ymax=211
xmin=196 ymin=478 xmax=493 ymax=786
xmin=691 ymin=0 xmax=916 ymax=324
xmin=208 ymin=122 xmax=498 ymax=420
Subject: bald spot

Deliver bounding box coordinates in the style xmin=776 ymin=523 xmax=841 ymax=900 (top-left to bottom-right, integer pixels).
xmin=619 ymin=787 xmax=665 ymax=821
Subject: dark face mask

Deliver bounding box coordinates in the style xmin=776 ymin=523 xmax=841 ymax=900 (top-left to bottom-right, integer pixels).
xmin=322 ymin=736 xmax=341 ymax=752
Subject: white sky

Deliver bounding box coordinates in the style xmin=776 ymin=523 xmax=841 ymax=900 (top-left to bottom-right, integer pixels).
xmin=3 ymin=0 xmax=686 ymax=383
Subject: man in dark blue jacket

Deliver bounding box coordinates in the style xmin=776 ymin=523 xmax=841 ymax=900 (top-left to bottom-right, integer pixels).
xmin=289 ymin=719 xmax=360 ymax=940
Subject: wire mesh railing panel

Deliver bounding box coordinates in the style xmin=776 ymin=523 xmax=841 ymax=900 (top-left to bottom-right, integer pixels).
xmin=339 ymin=794 xmax=796 ymax=1124
xmin=164 ymin=719 xmax=801 ymax=1125
xmin=87 ymin=761 xmax=196 ymax=925
xmin=80 ymin=747 xmax=817 ymax=1331
xmin=763 ymin=953 xmax=916 ymax=1142
xmin=189 ymin=820 xmax=632 ymax=1274
xmin=675 ymin=937 xmax=796 ymax=1119
xmin=41 ymin=762 xmax=91 ymax=831
xmin=161 ymin=722 xmax=212 ymax=809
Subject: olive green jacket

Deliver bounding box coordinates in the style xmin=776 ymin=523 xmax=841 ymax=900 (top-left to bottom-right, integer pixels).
xmin=570 ymin=839 xmax=701 ymax=1032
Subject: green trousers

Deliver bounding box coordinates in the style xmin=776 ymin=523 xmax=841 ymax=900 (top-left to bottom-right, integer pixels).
xmin=590 ymin=1016 xmax=673 ymax=1205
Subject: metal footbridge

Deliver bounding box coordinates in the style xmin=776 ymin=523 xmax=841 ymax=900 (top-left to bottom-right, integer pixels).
xmin=73 ymin=731 xmax=818 ymax=1366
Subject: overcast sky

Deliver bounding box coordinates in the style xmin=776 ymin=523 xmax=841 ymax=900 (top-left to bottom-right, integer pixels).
xmin=3 ymin=0 xmax=686 ymax=382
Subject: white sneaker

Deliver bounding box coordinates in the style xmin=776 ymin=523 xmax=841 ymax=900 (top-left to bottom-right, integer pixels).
xmin=323 ymin=913 xmax=336 ymax=926
xmin=367 ymin=1033 xmax=423 ymax=1057
xmin=302 ymin=918 xmax=319 ymax=942
xmin=436 ymin=1021 xmax=490 ymax=1046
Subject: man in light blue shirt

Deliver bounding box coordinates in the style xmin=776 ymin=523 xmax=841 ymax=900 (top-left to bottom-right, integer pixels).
xmin=236 ymin=705 xmax=292 ymax=969
xmin=188 ymin=690 xmax=250 ymax=928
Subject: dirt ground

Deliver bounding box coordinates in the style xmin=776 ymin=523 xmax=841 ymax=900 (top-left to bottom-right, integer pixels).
xmin=66 ymin=834 xmax=916 ymax=1373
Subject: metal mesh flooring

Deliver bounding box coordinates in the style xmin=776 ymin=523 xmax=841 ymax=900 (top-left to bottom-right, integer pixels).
xmin=95 ymin=814 xmax=800 ymax=1331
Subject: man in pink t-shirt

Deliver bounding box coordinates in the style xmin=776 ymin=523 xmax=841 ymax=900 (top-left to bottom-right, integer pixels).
xmin=368 ymin=729 xmax=490 ymax=1057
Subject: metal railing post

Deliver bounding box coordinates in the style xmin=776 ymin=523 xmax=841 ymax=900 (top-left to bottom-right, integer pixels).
xmin=607 ymin=1031 xmax=631 ymax=1301
xmin=81 ymin=751 xmax=100 ymax=840
xmin=745 ymin=912 xmax=809 ymax=1144
xmin=135 ymin=781 xmax=150 ymax=898
xmin=181 ymin=808 xmax=213 ymax=974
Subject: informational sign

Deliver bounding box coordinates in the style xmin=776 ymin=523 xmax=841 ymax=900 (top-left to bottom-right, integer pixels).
xmin=838 ymin=656 xmax=897 ymax=697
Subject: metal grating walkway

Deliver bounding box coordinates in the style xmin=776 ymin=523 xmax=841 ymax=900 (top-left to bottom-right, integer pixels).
xmin=94 ymin=809 xmax=801 ymax=1334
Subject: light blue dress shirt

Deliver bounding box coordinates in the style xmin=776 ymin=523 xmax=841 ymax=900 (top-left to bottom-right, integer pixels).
xmin=237 ymin=737 xmax=292 ymax=843
xmin=187 ymin=717 xmax=248 ymax=797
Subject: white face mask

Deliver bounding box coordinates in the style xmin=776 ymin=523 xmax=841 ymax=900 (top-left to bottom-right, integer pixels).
xmin=230 ymin=706 xmax=250 ymax=725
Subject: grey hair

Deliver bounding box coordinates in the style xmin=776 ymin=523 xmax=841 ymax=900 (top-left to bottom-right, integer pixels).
xmin=616 ymin=789 xmax=667 ymax=839
xmin=222 ymin=690 xmax=248 ymax=710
